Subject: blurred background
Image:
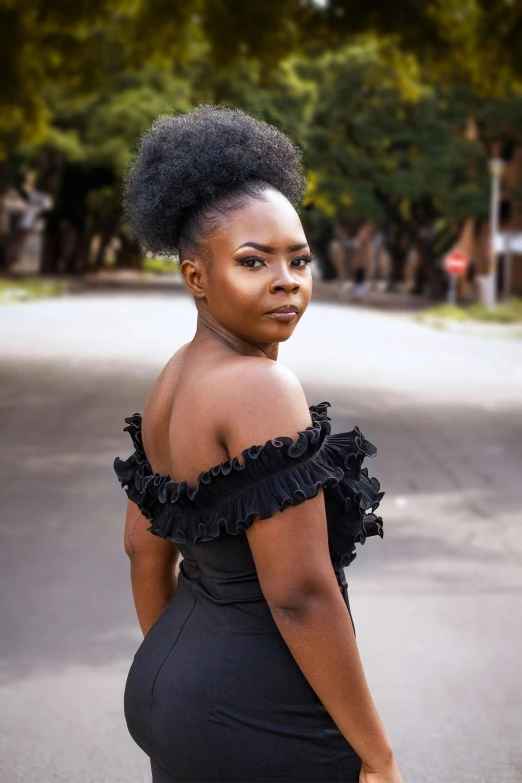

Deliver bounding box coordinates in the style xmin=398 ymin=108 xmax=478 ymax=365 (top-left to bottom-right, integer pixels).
xmin=0 ymin=2 xmax=521 ymax=782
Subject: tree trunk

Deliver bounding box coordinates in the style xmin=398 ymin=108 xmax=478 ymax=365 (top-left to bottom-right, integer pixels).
xmin=384 ymin=222 xmax=412 ymax=292
xmin=386 ymin=250 xmax=407 ymax=291
xmin=93 ymin=234 xmax=108 ymax=269
xmin=413 ymin=254 xmax=447 ymax=299
xmin=94 ymin=214 xmax=121 ymax=269
xmin=41 ymin=216 xmax=90 ymax=275
xmin=69 ymin=227 xmax=92 ymax=274
xmin=40 ymin=159 xmax=114 ymax=276
xmin=412 ymin=240 xmax=447 ymax=299
xmin=0 ymin=161 xmax=8 ymax=270
xmin=40 ymin=213 xmax=61 ymax=275
xmin=116 ymin=233 xmax=142 ymax=269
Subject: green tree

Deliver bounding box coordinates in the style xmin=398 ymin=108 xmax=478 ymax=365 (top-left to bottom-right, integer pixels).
xmin=24 ymin=66 xmax=191 ymax=273
xmin=287 ymin=41 xmax=490 ymax=294
xmin=5 ymin=1 xmax=522 ymax=278
xmin=7 ymin=0 xmax=518 ymax=161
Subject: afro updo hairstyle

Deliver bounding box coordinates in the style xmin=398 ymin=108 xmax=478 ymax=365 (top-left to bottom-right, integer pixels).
xmin=123 ymin=104 xmax=307 ymax=259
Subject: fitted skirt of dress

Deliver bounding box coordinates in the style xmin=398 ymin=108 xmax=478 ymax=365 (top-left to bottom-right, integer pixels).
xmin=124 ymin=535 xmax=362 ymax=783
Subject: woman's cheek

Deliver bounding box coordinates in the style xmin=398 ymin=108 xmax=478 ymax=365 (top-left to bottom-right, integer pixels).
xmin=229 ymin=272 xmax=264 ymax=301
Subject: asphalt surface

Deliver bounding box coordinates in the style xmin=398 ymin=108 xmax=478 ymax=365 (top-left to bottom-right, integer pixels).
xmin=0 ymin=289 xmax=521 ymax=783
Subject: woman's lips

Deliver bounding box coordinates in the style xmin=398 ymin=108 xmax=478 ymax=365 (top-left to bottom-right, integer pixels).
xmin=266 ymin=310 xmax=298 ymax=322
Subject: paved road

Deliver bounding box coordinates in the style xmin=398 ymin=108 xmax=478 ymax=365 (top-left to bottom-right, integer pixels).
xmin=0 ymin=290 xmax=521 ymax=783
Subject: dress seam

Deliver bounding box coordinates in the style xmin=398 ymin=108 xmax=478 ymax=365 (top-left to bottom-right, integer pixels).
xmin=150 ymin=581 xmax=197 ymax=697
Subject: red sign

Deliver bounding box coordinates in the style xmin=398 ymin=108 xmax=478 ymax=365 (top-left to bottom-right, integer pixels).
xmin=444 ymin=250 xmax=468 ymax=277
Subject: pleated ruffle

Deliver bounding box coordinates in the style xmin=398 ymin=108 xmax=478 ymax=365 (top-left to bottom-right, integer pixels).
xmin=113 ymin=401 xmax=384 ymax=569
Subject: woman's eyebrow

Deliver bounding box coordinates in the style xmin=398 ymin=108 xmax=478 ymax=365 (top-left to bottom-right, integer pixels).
xmin=234 ymin=241 xmax=309 ymax=253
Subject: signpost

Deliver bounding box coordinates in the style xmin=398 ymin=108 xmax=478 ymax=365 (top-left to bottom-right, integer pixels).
xmin=444 ymin=250 xmax=468 ymax=306
xmin=493 ymin=231 xmax=522 ymax=303
xmin=488 ymin=158 xmax=505 ymax=309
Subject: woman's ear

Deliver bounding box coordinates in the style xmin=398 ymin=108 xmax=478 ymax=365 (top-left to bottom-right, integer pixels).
xmin=181 ymin=257 xmax=207 ymax=299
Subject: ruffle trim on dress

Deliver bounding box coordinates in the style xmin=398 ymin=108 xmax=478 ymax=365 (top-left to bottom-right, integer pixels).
xmin=318 ymin=426 xmax=385 ymax=567
xmin=113 ymin=401 xmax=384 ymax=569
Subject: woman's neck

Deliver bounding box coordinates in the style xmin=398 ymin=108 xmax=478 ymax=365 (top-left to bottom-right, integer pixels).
xmin=192 ymin=311 xmax=279 ymax=361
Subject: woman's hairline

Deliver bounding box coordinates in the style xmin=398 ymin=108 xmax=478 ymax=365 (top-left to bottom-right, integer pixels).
xmin=178 ymin=181 xmax=281 ymax=264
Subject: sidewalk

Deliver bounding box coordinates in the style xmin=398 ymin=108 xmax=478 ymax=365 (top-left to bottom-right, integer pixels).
xmin=310 ymin=279 xmax=430 ymax=312
xmin=69 ymin=272 xmax=522 ymax=337
xmin=4 ymin=272 xmax=521 ymax=338
xmin=71 ymin=269 xmax=185 ymax=294
xmin=71 ymin=271 xmax=431 ymax=313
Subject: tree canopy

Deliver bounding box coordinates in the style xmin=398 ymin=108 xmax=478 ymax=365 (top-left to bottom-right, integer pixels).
xmin=3 ymin=0 xmax=522 ymax=158
xmin=3 ymin=0 xmax=522 ymax=291
xmin=294 ymin=42 xmax=489 ymax=263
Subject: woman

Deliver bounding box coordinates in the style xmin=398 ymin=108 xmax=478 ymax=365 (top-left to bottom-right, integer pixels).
xmin=114 ymin=105 xmax=403 ymax=783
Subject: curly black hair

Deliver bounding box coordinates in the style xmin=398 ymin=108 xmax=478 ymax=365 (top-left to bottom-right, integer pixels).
xmin=123 ymin=104 xmax=307 ymax=258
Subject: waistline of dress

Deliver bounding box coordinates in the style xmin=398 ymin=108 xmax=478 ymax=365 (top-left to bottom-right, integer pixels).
xmin=179 ymin=559 xmax=356 ymax=630
xmin=179 ymin=558 xmax=266 ymax=604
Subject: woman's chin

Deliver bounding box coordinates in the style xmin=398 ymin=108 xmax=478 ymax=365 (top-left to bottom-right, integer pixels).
xmin=255 ymin=322 xmax=298 ymax=344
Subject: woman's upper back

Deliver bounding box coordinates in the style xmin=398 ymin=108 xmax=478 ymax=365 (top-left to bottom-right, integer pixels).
xmin=139 ymin=343 xmax=309 ymax=488
xmin=140 ymin=342 xmax=229 ymax=486
xmin=114 ymin=350 xmax=385 ymax=573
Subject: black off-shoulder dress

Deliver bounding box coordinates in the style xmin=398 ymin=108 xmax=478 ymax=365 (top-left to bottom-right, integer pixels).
xmin=114 ymin=402 xmax=384 ymax=783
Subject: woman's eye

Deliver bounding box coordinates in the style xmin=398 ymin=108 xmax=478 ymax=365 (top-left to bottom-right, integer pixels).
xmin=291 ymin=254 xmax=315 ymax=268
xmin=238 ymin=253 xmax=314 ymax=269
xmin=238 ymin=257 xmax=266 ymax=268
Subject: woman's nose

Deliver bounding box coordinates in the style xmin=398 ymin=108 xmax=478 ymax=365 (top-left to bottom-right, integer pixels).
xmin=269 ymin=262 xmax=300 ymax=293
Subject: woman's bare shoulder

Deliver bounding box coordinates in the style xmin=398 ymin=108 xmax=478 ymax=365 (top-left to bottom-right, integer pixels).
xmin=218 ymin=355 xmax=302 ymax=391
xmin=213 ymin=357 xmax=313 ymax=455
xmin=143 ymin=344 xmax=191 ymax=411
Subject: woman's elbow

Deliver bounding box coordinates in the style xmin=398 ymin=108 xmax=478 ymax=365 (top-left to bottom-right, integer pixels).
xmin=264 ymin=580 xmax=338 ymax=619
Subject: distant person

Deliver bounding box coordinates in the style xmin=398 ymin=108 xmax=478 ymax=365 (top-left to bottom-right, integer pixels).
xmin=328 ymin=236 xmax=350 ymax=280
xmin=114 ymin=105 xmax=402 ymax=783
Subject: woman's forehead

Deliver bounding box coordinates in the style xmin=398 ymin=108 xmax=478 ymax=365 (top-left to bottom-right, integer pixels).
xmin=215 ymin=191 xmax=307 ymax=249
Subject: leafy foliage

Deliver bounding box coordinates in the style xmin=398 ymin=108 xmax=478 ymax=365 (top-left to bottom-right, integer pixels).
xmin=38 ymin=66 xmax=192 ymax=175
xmin=4 ymin=0 xmax=522 ymax=159
xmin=3 ymin=0 xmax=522 ymax=288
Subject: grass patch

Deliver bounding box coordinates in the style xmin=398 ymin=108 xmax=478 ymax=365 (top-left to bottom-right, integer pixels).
xmin=466 ymin=298 xmax=522 ymax=323
xmin=142 ymin=256 xmax=180 ymax=275
xmin=0 ymin=277 xmax=65 ymax=304
xmin=415 ymin=297 xmax=522 ymax=326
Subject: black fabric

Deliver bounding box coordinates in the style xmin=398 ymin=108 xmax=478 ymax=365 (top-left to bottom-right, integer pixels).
xmin=115 ymin=401 xmax=385 ymax=783
xmin=114 ymin=401 xmax=384 ymax=570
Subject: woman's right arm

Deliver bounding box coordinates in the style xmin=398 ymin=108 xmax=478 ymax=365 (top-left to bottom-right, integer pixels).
xmin=221 ymin=363 xmax=402 ymax=781
xmin=124 ymin=498 xmax=179 ymax=637
xmin=247 ymin=492 xmax=401 ymax=782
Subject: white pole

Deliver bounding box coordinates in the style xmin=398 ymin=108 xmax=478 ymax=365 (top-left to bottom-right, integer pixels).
xmin=489 ymin=159 xmax=504 ymax=310
xmin=489 ymin=170 xmax=499 ymax=309
xmin=504 ymin=240 xmax=512 ymax=304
